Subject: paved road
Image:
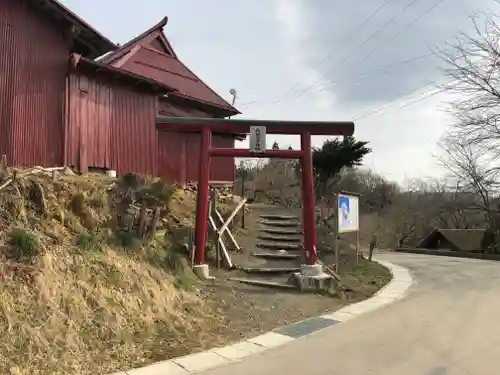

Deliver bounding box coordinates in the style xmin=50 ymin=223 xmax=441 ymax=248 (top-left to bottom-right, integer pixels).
xmin=200 ymin=252 xmax=500 ymax=375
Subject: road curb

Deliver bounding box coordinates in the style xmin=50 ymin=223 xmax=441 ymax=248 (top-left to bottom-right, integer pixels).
xmin=112 ymin=259 xmax=414 ymax=375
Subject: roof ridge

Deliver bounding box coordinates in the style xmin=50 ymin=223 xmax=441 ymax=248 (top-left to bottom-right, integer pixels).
xmin=99 ymin=18 xmax=240 ymax=115
xmin=99 ymin=17 xmax=168 ymax=64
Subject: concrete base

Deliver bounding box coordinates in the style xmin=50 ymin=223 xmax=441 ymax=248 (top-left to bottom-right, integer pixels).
xmin=193 ymin=264 xmax=213 ymax=280
xmin=300 ymin=264 xmax=330 ymax=277
xmin=294 ymin=264 xmax=333 ymax=292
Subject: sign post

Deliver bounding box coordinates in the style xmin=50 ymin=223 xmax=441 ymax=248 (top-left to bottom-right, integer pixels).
xmin=249 ymin=126 xmax=266 ymax=153
xmin=336 ymin=192 xmax=360 ymax=270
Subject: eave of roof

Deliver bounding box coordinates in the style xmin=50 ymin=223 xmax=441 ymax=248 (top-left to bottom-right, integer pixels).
xmin=70 ymin=53 xmax=177 ymax=94
xmin=98 ymin=17 xmax=171 ymax=64
xmin=33 ymin=0 xmax=116 ymax=56
xmin=168 ymin=92 xmax=241 ymax=117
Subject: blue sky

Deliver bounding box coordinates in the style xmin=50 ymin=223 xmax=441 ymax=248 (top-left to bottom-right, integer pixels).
xmin=61 ymin=0 xmax=500 ymax=184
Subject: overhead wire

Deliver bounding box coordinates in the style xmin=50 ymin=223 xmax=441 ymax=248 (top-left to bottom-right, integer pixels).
xmin=242 ymin=0 xmax=448 ymax=110
xmin=294 ymin=0 xmax=447 ymax=99
xmin=279 ymin=0 xmax=394 ymax=99
xmin=352 ymin=79 xmax=454 ymax=121
xmin=238 ymin=52 xmax=435 ymax=109
xmin=354 ymin=0 xmax=448 ymax=66
xmin=239 ymin=0 xmax=395 ymax=107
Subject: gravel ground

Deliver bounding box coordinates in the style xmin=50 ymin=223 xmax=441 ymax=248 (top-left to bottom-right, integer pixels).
xmin=195 ymin=204 xmax=391 ymax=351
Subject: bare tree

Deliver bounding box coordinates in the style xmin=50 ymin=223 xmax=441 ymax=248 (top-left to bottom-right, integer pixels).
xmin=438 ymin=11 xmax=500 ymax=237
xmin=438 ymin=137 xmax=500 ymax=232
xmin=440 ymin=13 xmax=500 ymax=148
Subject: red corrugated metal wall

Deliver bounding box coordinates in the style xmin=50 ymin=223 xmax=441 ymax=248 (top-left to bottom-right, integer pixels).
xmin=211 ymin=134 xmax=236 ymax=182
xmin=0 ymin=0 xmax=69 ymax=167
xmin=157 ymin=130 xmax=235 ymax=185
xmin=157 ymin=130 xmax=186 ymax=184
xmin=157 ymin=98 xmax=236 ymax=184
xmin=68 ymin=73 xmax=158 ymax=175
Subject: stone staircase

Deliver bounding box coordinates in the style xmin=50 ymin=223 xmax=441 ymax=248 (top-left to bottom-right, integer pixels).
xmin=230 ymin=205 xmax=306 ymax=289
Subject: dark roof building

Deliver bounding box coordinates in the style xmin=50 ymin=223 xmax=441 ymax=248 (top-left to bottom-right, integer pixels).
xmin=418 ymin=229 xmax=495 ymax=252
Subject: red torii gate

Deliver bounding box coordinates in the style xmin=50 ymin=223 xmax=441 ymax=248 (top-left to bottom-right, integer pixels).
xmin=156 ymin=117 xmax=354 ymax=278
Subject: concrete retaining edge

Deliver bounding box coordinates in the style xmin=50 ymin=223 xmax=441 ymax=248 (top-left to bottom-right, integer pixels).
xmin=394 ymin=247 xmax=500 ymax=261
xmin=110 ymin=258 xmax=414 ymax=375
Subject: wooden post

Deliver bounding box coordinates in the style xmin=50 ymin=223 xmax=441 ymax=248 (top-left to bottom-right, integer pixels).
xmin=0 ymin=154 xmax=7 ymax=169
xmin=193 ymin=127 xmax=211 ymax=266
xmin=210 ymin=188 xmax=221 ymax=269
xmin=241 ymin=173 xmax=246 ymax=229
xmin=138 ymin=206 xmax=148 ymax=238
xmin=334 ymin=194 xmax=340 ymax=273
xmin=369 ymin=234 xmax=375 ymax=262
xmin=356 ymin=229 xmax=360 ymax=263
xmin=149 ymin=206 xmax=161 ymax=240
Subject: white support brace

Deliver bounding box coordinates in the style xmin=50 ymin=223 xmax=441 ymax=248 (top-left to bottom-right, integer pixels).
xmin=208 ymin=215 xmax=233 ymax=268
xmin=218 ymin=197 xmax=247 ymax=236
xmin=215 ymin=209 xmax=241 ymax=251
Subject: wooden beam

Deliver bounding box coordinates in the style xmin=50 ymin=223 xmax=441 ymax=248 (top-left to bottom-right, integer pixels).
xmin=156 ymin=116 xmax=354 ymax=136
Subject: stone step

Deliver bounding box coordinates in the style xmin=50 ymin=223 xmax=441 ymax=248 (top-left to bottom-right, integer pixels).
xmin=259 ymin=220 xmax=301 ymax=228
xmin=239 ymin=266 xmax=300 ymax=274
xmin=261 ymin=228 xmax=302 ymax=235
xmin=257 ymin=242 xmax=302 ymax=251
xmin=252 ymin=251 xmax=301 ymax=260
xmin=260 ymin=214 xmax=299 ymax=221
xmin=258 ymin=233 xmax=302 ymax=242
xmin=229 ymin=277 xmax=296 ymax=289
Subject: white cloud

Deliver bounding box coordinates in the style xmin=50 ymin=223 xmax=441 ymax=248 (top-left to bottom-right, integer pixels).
xmin=272 ymin=0 xmax=337 ymax=112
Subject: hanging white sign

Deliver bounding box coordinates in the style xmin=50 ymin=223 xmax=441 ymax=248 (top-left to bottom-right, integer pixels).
xmin=249 ymin=126 xmax=266 ymax=153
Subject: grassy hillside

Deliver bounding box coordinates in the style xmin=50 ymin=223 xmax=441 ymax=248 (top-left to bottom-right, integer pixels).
xmin=0 ymin=170 xmax=234 ymax=375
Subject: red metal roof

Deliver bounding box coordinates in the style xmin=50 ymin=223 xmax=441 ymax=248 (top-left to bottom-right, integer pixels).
xmin=99 ymin=17 xmax=240 ymax=117
xmin=31 ymin=0 xmax=116 ymax=57
xmin=70 ymin=53 xmax=177 ymax=94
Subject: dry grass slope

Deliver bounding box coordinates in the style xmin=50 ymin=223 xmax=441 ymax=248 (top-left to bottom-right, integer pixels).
xmin=0 ymin=172 xmax=227 ymax=375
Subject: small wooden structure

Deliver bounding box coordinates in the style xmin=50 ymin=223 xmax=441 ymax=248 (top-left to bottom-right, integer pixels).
xmin=417 ymin=229 xmax=495 ymax=252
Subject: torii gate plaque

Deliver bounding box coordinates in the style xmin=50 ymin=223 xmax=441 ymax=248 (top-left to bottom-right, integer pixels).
xmin=156 ymin=117 xmax=355 ymax=279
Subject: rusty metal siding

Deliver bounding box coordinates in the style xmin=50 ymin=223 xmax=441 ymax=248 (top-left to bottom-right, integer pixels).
xmin=67 ymin=74 xmax=112 ymax=171
xmin=0 ymin=0 xmax=70 ymax=167
xmin=210 ymin=134 xmax=236 ymax=183
xmin=157 ymin=130 xmax=186 ymax=184
xmin=158 ymin=98 xmax=215 ymax=117
xmin=68 ymin=72 xmax=158 ymax=175
xmin=157 ymin=99 xmax=236 ymax=184
xmin=184 ymin=132 xmax=235 ymax=183
xmin=110 ymin=85 xmax=158 ymax=175
xmin=158 ymin=131 xmax=234 ymax=185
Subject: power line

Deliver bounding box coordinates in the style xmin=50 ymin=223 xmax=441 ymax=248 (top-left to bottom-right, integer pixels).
xmin=240 ymin=0 xmax=395 ymax=107
xmin=239 ymin=52 xmax=434 ymax=109
xmin=293 ymin=0 xmax=424 ymax=99
xmin=353 ymin=80 xmax=449 ymax=121
xmin=353 ymin=82 xmax=438 ymax=120
xmin=240 ymin=0 xmax=426 ymax=108
xmin=316 ymin=53 xmax=435 ymax=92
xmin=280 ymin=0 xmax=394 ymax=99
xmin=242 ymin=0 xmax=449 ymax=110
xmin=295 ymin=0 xmax=448 ymax=100
xmin=356 ymin=0 xmax=448 ymax=65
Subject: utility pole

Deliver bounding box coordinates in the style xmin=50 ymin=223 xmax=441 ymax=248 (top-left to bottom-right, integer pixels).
xmin=229 ymin=88 xmax=237 ymax=119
